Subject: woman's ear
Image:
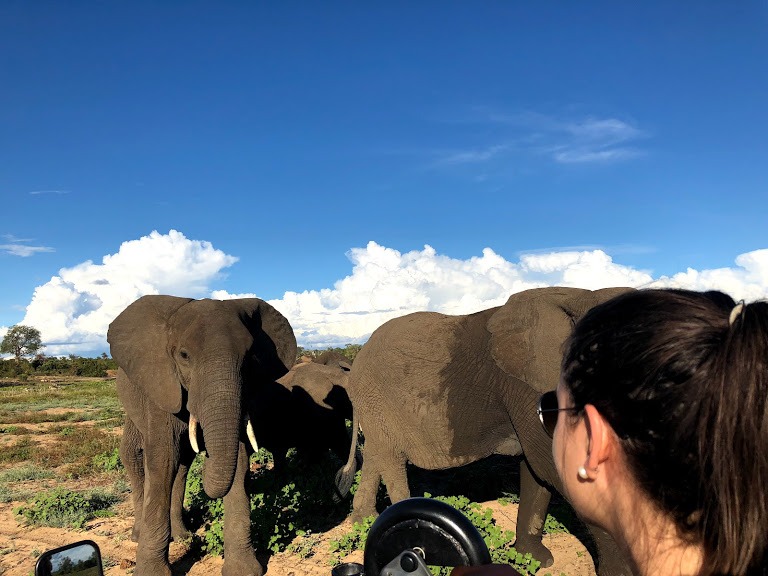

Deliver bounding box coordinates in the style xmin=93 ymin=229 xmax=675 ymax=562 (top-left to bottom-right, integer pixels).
xmin=582 ymin=404 xmax=613 ymax=479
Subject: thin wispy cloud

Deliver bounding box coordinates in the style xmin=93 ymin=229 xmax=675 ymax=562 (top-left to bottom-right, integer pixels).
xmin=432 ymin=144 xmax=509 ymax=166
xmin=29 ymin=189 xmax=70 ymax=195
xmin=0 ymin=244 xmax=55 ymax=257
xmin=430 ymin=108 xmax=647 ymax=168
xmin=1 ymin=234 xmax=54 ymax=257
xmin=552 ymin=147 xmax=641 ymax=164
xmin=3 ymin=234 xmax=33 ymax=243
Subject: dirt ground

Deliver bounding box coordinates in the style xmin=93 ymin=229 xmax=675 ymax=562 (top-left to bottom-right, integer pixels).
xmin=0 ymin=498 xmax=597 ymax=576
xmin=0 ymin=379 xmax=597 ymax=576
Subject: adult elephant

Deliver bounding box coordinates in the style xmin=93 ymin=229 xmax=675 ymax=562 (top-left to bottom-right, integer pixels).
xmin=108 ymin=295 xmax=296 ymax=576
xmin=337 ymin=286 xmax=633 ymax=576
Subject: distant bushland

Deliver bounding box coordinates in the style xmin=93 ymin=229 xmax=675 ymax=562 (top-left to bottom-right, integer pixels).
xmin=0 ymin=353 xmax=118 ymax=378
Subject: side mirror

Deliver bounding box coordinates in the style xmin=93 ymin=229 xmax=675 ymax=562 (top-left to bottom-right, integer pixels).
xmin=35 ymin=540 xmax=104 ymax=576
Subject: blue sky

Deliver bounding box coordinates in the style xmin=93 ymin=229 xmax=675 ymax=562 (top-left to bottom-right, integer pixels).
xmin=1 ymin=2 xmax=767 ymax=356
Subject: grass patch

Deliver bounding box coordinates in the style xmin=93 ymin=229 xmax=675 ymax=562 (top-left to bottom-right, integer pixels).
xmin=0 ymin=411 xmax=84 ymax=425
xmin=0 ymin=436 xmax=34 ymax=464
xmin=0 ymin=424 xmax=33 ymax=434
xmin=0 ymin=463 xmax=53 ymax=503
xmin=0 ymin=485 xmax=36 ymax=504
xmin=0 ymin=379 xmax=119 ymax=415
xmin=33 ymin=426 xmax=121 ymax=477
xmin=14 ymin=487 xmax=119 ymax=529
xmin=0 ymin=464 xmax=54 ymax=483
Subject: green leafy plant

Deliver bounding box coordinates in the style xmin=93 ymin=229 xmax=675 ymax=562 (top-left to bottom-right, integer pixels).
xmin=14 ymin=487 xmax=118 ymax=529
xmin=286 ymin=530 xmax=321 ymax=559
xmin=429 ymin=494 xmax=541 ymax=576
xmin=544 ymin=512 xmax=570 ymax=535
xmin=328 ymin=514 xmax=376 ymax=565
xmin=92 ymin=447 xmax=123 ymax=471
xmin=185 ymin=449 xmax=349 ymax=558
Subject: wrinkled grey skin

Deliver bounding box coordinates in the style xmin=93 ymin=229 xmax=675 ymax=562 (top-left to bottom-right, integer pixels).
xmin=108 ymin=296 xmax=296 ymax=576
xmin=339 ymin=287 xmax=634 ymax=576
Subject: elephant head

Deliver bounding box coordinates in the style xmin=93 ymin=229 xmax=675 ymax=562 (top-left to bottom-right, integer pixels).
xmin=278 ymin=356 xmax=353 ymax=411
xmin=487 ymin=286 xmax=633 ymax=392
xmin=107 ymin=295 xmax=297 ymax=499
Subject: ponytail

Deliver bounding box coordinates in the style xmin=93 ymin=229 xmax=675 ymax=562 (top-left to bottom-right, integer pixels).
xmin=562 ymin=289 xmax=768 ymax=575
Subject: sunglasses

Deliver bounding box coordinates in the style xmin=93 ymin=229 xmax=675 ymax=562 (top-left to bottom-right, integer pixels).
xmin=536 ymin=390 xmax=582 ymax=438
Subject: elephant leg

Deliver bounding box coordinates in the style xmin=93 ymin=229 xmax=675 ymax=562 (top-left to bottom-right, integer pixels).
xmin=120 ymin=418 xmax=145 ymax=543
xmin=222 ymin=442 xmax=263 ymax=576
xmin=170 ymin=442 xmax=195 ymax=541
xmin=134 ymin=413 xmax=178 ymax=576
xmin=351 ymin=444 xmax=384 ymax=523
xmin=589 ymin=524 xmax=633 ymax=576
xmin=380 ymin=451 xmax=410 ymax=504
xmin=515 ymin=459 xmax=554 ymax=568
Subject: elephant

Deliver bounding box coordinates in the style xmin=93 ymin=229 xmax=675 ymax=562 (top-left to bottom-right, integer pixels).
xmin=249 ymin=354 xmax=355 ymax=472
xmin=107 ymin=295 xmax=297 ymax=576
xmin=337 ymin=286 xmax=634 ymax=576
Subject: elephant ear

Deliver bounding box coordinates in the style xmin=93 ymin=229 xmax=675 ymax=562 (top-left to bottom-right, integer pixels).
xmin=563 ymin=286 xmax=635 ymax=318
xmin=107 ymin=295 xmax=193 ymax=413
xmin=222 ymin=299 xmax=297 ymax=381
xmin=487 ymin=287 xmax=594 ymax=392
xmin=488 ymin=286 xmax=634 ymax=391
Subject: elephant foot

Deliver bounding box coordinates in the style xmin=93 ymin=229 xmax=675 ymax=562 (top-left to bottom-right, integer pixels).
xmin=513 ymin=536 xmax=554 ymax=568
xmin=134 ymin=553 xmax=172 ymax=576
xmin=222 ymin=555 xmax=264 ymax=576
xmin=349 ymin=507 xmax=377 ymax=526
xmin=171 ymin=519 xmax=193 ymax=541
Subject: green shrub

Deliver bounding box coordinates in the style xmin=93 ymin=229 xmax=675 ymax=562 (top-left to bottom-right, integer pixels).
xmin=430 ymin=494 xmax=541 ymax=575
xmin=14 ymin=487 xmax=118 ymax=528
xmin=93 ymin=447 xmax=123 ymax=471
xmin=328 ymin=514 xmax=375 ymax=565
xmin=286 ymin=530 xmax=321 ymax=559
xmin=185 ymin=450 xmax=349 ymax=557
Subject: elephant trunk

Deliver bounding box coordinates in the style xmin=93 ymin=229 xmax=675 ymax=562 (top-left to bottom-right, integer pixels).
xmin=195 ymin=365 xmax=245 ymax=500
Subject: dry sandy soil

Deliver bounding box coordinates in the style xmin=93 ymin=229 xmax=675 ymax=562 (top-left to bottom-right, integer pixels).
xmin=0 ymin=379 xmax=598 ymax=576
xmin=0 ymin=499 xmax=597 ymax=576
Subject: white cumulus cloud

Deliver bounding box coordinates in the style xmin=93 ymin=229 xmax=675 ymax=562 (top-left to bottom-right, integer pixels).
xmin=17 ymin=230 xmax=237 ymax=355
xmin=6 ymin=233 xmax=768 ymax=356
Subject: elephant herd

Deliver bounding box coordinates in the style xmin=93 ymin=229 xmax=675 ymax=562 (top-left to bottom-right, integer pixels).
xmin=107 ymin=287 xmax=635 ymax=576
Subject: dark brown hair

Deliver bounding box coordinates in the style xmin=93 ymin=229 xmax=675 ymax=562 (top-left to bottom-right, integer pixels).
xmin=562 ymin=288 xmax=768 ymax=576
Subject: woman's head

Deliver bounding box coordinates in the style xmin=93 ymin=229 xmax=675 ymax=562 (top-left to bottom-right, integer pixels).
xmin=560 ymin=288 xmax=768 ymax=575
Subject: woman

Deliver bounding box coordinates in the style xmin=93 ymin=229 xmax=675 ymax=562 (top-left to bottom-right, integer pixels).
xmin=456 ymin=288 xmax=768 ymax=576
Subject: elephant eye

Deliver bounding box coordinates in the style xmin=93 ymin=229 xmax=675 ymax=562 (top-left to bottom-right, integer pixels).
xmin=179 ymin=349 xmax=190 ymax=360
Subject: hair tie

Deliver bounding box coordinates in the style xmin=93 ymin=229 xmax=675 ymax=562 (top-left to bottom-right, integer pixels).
xmin=729 ymin=301 xmax=746 ymax=326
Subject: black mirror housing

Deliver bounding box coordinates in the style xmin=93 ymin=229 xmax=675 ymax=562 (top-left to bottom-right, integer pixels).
xmin=35 ymin=540 xmax=104 ymax=576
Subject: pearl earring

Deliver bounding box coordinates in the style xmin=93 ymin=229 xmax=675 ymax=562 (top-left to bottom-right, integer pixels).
xmin=578 ymin=466 xmax=589 ymax=480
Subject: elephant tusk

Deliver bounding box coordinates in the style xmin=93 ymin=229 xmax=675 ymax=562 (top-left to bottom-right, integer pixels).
xmin=189 ymin=414 xmax=200 ymax=454
xmin=245 ymin=417 xmax=259 ymax=453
